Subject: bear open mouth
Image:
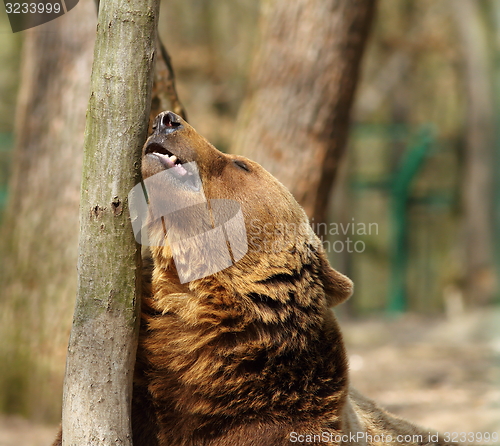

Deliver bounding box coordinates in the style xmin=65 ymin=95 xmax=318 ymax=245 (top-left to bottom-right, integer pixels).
xmin=144 ymin=141 xmax=200 ymax=191
xmin=145 ymin=142 xmax=192 ymax=177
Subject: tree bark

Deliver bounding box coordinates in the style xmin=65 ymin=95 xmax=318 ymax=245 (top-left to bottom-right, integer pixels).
xmin=150 ymin=35 xmax=187 ymax=127
xmin=453 ymin=0 xmax=496 ymax=304
xmin=61 ymin=0 xmax=160 ymax=444
xmin=0 ymin=2 xmax=96 ymax=421
xmin=232 ymin=0 xmax=376 ymax=226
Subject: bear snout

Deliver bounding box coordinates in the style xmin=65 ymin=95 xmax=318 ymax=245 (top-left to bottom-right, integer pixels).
xmin=152 ymin=111 xmax=184 ymax=135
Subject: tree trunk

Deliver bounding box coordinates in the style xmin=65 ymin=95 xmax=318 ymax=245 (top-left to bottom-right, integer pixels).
xmin=0 ymin=2 xmax=96 ymax=421
xmin=453 ymin=0 xmax=496 ymax=304
xmin=149 ymin=36 xmax=187 ymax=127
xmin=61 ymin=0 xmax=159 ymax=444
xmin=232 ymin=0 xmax=376 ymax=226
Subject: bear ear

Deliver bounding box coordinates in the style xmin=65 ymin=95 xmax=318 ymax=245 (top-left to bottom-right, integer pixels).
xmin=318 ymin=254 xmax=353 ymax=307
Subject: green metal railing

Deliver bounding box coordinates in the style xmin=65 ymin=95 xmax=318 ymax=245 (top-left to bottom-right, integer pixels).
xmin=350 ymin=124 xmax=458 ymax=313
xmin=387 ymin=127 xmax=434 ymax=312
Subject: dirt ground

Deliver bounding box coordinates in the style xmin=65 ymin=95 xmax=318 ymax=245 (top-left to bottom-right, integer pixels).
xmin=0 ymin=415 xmax=56 ymax=446
xmin=341 ymin=307 xmax=500 ymax=440
xmin=1 ymin=308 xmax=499 ymax=446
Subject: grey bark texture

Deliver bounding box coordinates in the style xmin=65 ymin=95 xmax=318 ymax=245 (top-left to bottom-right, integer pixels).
xmin=232 ymin=0 xmax=377 ymax=226
xmin=453 ymin=0 xmax=496 ymax=304
xmin=61 ymin=0 xmax=160 ymax=444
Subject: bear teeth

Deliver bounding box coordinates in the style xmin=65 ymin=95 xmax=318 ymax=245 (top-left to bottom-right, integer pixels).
xmin=153 ymin=152 xmax=180 ymax=168
xmin=152 ymin=152 xmax=191 ymax=177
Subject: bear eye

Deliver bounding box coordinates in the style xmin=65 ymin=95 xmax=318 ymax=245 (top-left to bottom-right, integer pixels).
xmin=233 ymin=159 xmax=250 ymax=172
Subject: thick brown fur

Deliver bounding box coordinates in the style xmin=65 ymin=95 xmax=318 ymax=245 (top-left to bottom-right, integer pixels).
xmin=53 ymin=112 xmax=461 ymax=446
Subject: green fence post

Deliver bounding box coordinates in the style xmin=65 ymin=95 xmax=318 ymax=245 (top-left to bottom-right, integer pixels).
xmin=387 ymin=128 xmax=434 ymax=312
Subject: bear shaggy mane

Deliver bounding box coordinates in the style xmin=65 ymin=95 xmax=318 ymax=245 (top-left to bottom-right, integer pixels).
xmin=132 ymin=111 xmax=355 ymax=446
xmin=54 ymin=111 xmax=460 ymax=446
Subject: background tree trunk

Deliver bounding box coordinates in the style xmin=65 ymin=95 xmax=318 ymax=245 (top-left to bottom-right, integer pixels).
xmin=0 ymin=0 xmax=182 ymax=424
xmin=60 ymin=0 xmax=159 ymax=443
xmin=453 ymin=0 xmax=496 ymax=304
xmin=0 ymin=2 xmax=96 ymax=422
xmin=232 ymin=0 xmax=377 ymax=226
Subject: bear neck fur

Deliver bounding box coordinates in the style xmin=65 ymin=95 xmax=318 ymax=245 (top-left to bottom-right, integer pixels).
xmin=138 ymin=235 xmax=350 ymax=440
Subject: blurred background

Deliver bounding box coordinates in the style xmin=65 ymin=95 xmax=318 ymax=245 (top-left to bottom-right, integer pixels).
xmin=0 ymin=0 xmax=499 ymax=444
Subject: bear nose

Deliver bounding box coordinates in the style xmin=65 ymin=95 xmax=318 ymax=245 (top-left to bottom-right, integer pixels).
xmin=153 ymin=111 xmax=183 ymax=134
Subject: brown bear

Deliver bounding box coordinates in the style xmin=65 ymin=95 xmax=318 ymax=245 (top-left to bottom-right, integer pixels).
xmin=54 ymin=111 xmax=462 ymax=446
